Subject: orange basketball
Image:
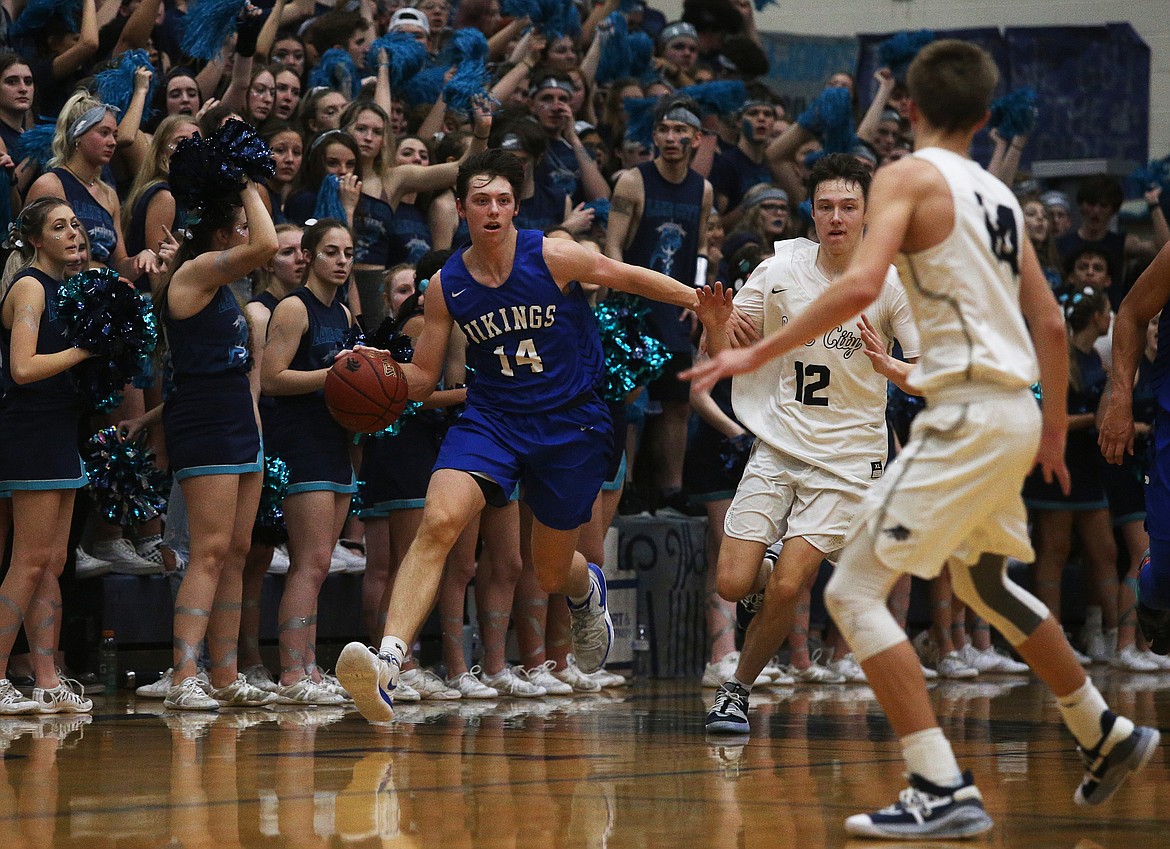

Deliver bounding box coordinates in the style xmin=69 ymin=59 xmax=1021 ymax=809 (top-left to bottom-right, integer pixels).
xmin=324 ymin=348 xmax=409 ymax=433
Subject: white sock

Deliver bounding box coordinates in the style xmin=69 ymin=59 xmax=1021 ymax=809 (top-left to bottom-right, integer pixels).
xmin=1057 ymin=679 xmax=1126 ymax=750
xmin=901 ymin=727 xmax=962 ymax=789
xmin=732 ymin=675 xmax=754 ymax=693
xmin=379 ymin=636 xmax=408 ymax=664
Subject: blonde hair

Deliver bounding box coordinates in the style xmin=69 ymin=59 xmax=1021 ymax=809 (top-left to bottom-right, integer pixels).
xmin=49 ymin=92 xmax=110 ymax=170
xmin=121 ymin=116 xmax=200 ymax=236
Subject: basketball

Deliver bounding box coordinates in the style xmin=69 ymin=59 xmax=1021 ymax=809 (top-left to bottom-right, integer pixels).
xmin=324 ymin=348 xmax=409 ymax=433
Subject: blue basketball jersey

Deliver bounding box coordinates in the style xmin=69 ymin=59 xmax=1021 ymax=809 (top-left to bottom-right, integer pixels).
xmin=440 ymin=229 xmax=604 ymax=413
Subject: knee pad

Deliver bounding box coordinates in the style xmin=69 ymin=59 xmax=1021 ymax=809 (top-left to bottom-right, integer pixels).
xmin=949 ymin=554 xmax=1048 ymax=646
xmin=824 ymin=543 xmax=907 ymax=663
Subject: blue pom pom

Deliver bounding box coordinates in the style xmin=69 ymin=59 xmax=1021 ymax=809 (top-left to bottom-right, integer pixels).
xmin=56 ymin=268 xmax=158 ymax=409
xmin=313 ymin=174 xmax=348 ymax=222
xmin=10 ymin=0 xmax=81 ymax=37
xmin=443 ymin=59 xmax=492 ymax=115
xmin=96 ymin=50 xmax=159 ymax=126
xmin=595 ymin=13 xmax=630 ymax=85
xmin=753 ymin=0 xmax=779 ymax=9
xmin=308 ymin=48 xmax=361 ymax=99
xmin=677 ymin=80 xmax=748 ymax=117
xmin=443 ymin=28 xmax=489 ymax=65
xmin=83 ymin=427 xmax=168 ymax=526
xmin=180 ymin=0 xmax=247 ymax=61
xmin=1127 ymin=156 xmax=1170 ymax=199
xmin=15 ymin=123 xmax=56 ymax=170
xmin=877 ymin=29 xmax=934 ymax=79
xmin=500 ymin=0 xmax=539 ymax=20
xmin=0 ymin=170 xmax=12 ymax=236
xmin=254 ymin=454 xmax=290 ymax=544
xmin=504 ymin=0 xmax=579 ymax=39
xmin=796 ymin=87 xmax=855 ymax=154
xmin=623 ymin=96 xmax=658 ymax=147
xmin=595 ymin=293 xmax=669 ymax=401
xmin=367 ymin=33 xmax=429 ymax=91
xmin=988 ymin=87 xmax=1037 ymax=141
xmin=627 ymin=32 xmax=654 ymax=79
xmin=584 ymin=198 xmax=610 ymax=226
xmin=403 ymin=64 xmax=447 ymax=107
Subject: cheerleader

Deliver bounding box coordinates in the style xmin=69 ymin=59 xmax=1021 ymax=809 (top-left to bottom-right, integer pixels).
xmin=0 ymin=197 xmax=93 ymax=714
xmin=156 ymin=170 xmax=279 ymax=710
xmin=261 ymin=219 xmax=359 ymax=705
xmin=238 ymin=223 xmax=305 ymax=692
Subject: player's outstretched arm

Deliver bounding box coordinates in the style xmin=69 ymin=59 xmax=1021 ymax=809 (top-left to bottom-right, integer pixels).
xmin=396 ymin=270 xmax=454 ymax=402
xmin=543 ymin=236 xmax=698 ymax=309
xmin=1100 ymin=240 xmax=1170 ymax=464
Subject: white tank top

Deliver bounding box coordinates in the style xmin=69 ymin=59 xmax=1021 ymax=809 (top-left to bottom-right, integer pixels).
xmin=731 ymin=237 xmax=919 ymax=485
xmin=896 ymin=148 xmax=1039 ymax=398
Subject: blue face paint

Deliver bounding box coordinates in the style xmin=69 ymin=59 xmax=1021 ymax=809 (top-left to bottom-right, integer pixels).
xmin=742 ymin=118 xmax=754 ymax=142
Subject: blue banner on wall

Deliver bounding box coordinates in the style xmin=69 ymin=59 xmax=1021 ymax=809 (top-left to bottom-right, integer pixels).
xmin=758 ymin=32 xmax=858 ymax=122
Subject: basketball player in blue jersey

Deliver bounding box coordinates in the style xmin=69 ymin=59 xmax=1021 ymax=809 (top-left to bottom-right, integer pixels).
xmin=337 ymin=149 xmax=710 ymax=724
xmin=1100 ymin=242 xmax=1170 ymax=653
xmin=685 ymin=40 xmax=1159 ymax=839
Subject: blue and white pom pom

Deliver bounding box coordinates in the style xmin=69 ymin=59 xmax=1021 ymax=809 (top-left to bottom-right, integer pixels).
xmin=95 ymin=50 xmax=159 ymax=122
xmin=84 ymin=427 xmax=168 ymax=526
xmin=308 ymin=48 xmax=361 ymax=99
xmin=180 ymin=0 xmax=247 ymax=61
xmin=367 ymin=33 xmax=429 ymax=91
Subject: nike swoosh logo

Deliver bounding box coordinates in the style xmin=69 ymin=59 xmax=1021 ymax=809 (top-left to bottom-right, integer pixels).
xmin=771 ymin=287 xmax=787 ymax=294
xmin=451 ymin=289 xmax=467 ymax=297
xmin=378 ymin=685 xmax=394 ymax=706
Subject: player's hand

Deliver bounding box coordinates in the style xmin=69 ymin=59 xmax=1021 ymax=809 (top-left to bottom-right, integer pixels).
xmin=1098 ymin=396 xmax=1135 ymax=465
xmin=1034 ymin=425 xmax=1071 ymax=495
xmin=857 ymin=313 xmax=899 ymax=379
xmin=728 ymin=305 xmax=760 ymax=346
xmin=680 ymin=344 xmax=763 ymax=394
xmin=693 ymin=283 xmax=734 ymax=330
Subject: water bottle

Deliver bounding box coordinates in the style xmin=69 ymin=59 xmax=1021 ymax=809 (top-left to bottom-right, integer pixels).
xmin=633 ymin=623 xmax=651 ymax=678
xmin=98 ymin=630 xmax=118 ymax=693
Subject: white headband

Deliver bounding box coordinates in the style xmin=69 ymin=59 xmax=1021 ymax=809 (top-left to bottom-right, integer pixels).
xmin=69 ymin=104 xmax=117 ymax=141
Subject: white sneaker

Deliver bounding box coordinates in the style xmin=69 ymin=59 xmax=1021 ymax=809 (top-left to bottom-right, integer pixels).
xmin=701 ymin=652 xmax=770 ymax=688
xmin=567 ymin=563 xmax=613 ymax=673
xmin=588 ymin=667 xmax=628 ymax=688
xmin=74 ymin=546 xmax=112 ymax=579
xmin=446 ymin=666 xmax=499 ymax=699
xmin=330 ymin=542 xmax=361 ymax=574
xmin=337 ymin=542 xmax=366 ymax=573
xmin=164 ymin=676 xmax=219 ymax=711
xmin=829 ymin=653 xmax=868 ymax=683
xmin=92 ymin=538 xmax=162 ymax=576
xmin=335 ymin=642 xmax=398 ymax=723
xmin=1083 ymin=628 xmax=1116 ymax=664
xmin=399 ymin=668 xmax=462 ymax=700
xmin=0 ymin=679 xmax=38 ymax=715
xmin=791 ymin=651 xmax=846 ymax=684
xmin=1143 ymin=649 xmax=1170 ymax=670
xmin=33 ymin=676 xmax=93 ymax=714
xmin=1069 ymin=643 xmax=1093 ymax=667
xmin=1110 ymin=644 xmax=1162 ymax=673
xmin=393 ymin=679 xmax=421 ymax=702
xmin=525 ymin=660 xmax=574 ymax=695
xmin=210 ymin=674 xmax=279 ymax=707
xmin=552 ymin=659 xmax=602 ymax=693
xmin=241 ymin=664 xmax=280 ymax=693
xmin=921 ymin=664 xmax=939 ymax=680
xmin=268 ymin=545 xmax=290 ymax=574
xmin=136 ymin=668 xmax=175 ymax=698
xmin=276 ymin=676 xmax=347 ymax=706
xmin=936 ymin=651 xmax=979 ymax=679
xmin=959 ymin=644 xmax=1029 ymax=675
xmin=480 ymin=666 xmax=546 ymax=697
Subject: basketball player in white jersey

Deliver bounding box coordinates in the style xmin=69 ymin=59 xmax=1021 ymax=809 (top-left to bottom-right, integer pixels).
xmin=701 ymin=152 xmax=919 ymax=735
xmin=684 ymin=40 xmax=1159 ymax=840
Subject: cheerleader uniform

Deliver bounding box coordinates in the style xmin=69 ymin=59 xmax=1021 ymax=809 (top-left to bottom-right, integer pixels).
xmin=0 ymin=269 xmax=87 ymax=490
xmin=1103 ymin=352 xmax=1157 ymax=526
xmin=352 ymin=192 xmax=395 ymax=330
xmin=268 ymin=288 xmax=357 ymax=495
xmin=50 ymin=168 xmax=118 ymax=265
xmin=387 ymin=200 xmax=432 ymax=266
xmin=357 ymin=313 xmax=444 ymax=516
xmin=1022 ymin=346 xmax=1109 ymax=510
xmin=162 ymin=286 xmax=262 ymax=481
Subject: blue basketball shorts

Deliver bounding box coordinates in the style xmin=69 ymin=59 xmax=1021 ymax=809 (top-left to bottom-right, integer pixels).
xmin=435 ymin=396 xmax=614 ymax=531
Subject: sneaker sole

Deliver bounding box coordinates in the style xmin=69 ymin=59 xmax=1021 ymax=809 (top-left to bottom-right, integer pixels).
xmin=1075 ymin=726 xmax=1161 ymax=806
xmin=705 ymin=718 xmax=750 ymax=734
xmin=846 ymin=803 xmax=994 ymax=839
xmin=336 ymin=643 xmax=395 ymax=725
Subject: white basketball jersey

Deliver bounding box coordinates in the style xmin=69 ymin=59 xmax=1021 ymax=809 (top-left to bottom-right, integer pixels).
xmin=731 ymin=237 xmax=919 ymax=485
xmin=896 ymin=148 xmax=1039 ymax=397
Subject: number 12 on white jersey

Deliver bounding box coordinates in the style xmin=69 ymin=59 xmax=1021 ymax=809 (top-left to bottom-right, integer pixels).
xmin=494 ymin=338 xmax=545 ymax=377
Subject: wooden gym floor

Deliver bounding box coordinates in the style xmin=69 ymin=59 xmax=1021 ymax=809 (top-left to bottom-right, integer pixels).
xmin=0 ymin=670 xmax=1165 ymax=848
